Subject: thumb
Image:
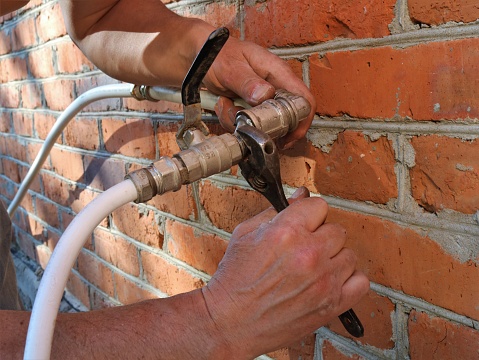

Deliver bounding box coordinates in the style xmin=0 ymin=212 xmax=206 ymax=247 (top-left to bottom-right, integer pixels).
xmin=239 ymin=77 xmax=275 ymax=105
xmin=288 ymin=186 xmax=310 ymax=205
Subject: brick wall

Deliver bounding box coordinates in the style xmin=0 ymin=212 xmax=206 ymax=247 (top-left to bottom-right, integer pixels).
xmin=1 ymin=0 xmax=479 ymax=359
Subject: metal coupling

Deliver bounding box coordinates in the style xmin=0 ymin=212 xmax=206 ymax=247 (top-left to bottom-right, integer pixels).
xmin=235 ymin=90 xmax=311 ymax=140
xmin=125 ymin=133 xmax=243 ymax=203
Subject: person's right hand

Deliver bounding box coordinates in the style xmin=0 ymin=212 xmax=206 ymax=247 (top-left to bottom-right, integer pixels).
xmin=201 ymin=187 xmax=370 ymax=358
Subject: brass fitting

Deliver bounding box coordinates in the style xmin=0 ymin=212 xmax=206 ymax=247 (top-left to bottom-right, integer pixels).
xmin=126 ymin=133 xmax=243 ymax=203
xmin=235 ymin=90 xmax=311 ymax=140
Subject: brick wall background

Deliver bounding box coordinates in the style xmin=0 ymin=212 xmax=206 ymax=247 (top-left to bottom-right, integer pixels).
xmin=1 ymin=0 xmax=479 ymax=359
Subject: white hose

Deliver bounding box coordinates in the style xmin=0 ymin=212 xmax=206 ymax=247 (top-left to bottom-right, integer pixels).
xmin=7 ymin=84 xmax=135 ymax=218
xmin=8 ymin=84 xmax=245 ymax=218
xmin=148 ymin=86 xmax=250 ymax=111
xmin=23 ymin=179 xmax=138 ymax=360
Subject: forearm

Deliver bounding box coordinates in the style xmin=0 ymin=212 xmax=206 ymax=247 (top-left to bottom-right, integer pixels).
xmin=0 ymin=0 xmax=29 ymax=16
xmin=1 ymin=290 xmax=228 ymax=359
xmin=59 ymin=0 xmax=214 ymax=86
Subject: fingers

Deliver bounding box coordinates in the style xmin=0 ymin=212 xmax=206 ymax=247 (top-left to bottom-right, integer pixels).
xmin=274 ymin=195 xmax=329 ymax=233
xmin=214 ymin=97 xmax=243 ymax=133
xmin=232 ymin=187 xmax=310 ymax=238
xmin=338 ymin=270 xmax=370 ymax=313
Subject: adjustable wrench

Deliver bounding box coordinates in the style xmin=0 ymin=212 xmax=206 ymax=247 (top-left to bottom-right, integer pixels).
xmin=235 ymin=124 xmax=364 ymax=338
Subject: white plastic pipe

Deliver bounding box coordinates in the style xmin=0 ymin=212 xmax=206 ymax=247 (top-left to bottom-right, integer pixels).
xmin=8 ymin=84 xmax=245 ymax=218
xmin=23 ymin=179 xmax=138 ymax=360
xmin=148 ymin=86 xmax=250 ymax=111
xmin=7 ymin=83 xmax=135 ymax=217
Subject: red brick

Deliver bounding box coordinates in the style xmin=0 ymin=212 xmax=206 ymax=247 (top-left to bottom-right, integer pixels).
xmin=111 ymin=203 xmax=163 ymax=249
xmin=1 ymin=157 xmax=20 ymax=183
xmin=122 ymin=98 xmax=183 ymax=114
xmin=166 ymin=219 xmax=228 ymax=276
xmin=35 ymin=197 xmax=59 ymax=229
xmin=141 ymin=250 xmax=205 ymax=295
xmin=63 ymin=118 xmax=99 ymax=151
xmin=70 ymin=188 xmax=110 ymax=224
xmin=11 ymin=17 xmax=37 ymax=50
xmin=27 ymin=46 xmax=55 ymax=78
xmin=75 ymin=75 xmax=121 ymax=112
xmin=35 ymin=3 xmax=67 ymax=43
xmin=50 ymin=147 xmax=84 ymax=182
xmin=0 ymin=112 xmax=11 ymax=132
xmin=113 ymin=273 xmax=158 ymax=305
xmin=157 ymin=121 xmax=180 ymax=156
xmin=327 ymin=291 xmax=395 ymax=349
xmin=327 ymin=208 xmax=479 ymax=320
xmin=181 ymin=2 xmax=240 ymax=38
xmin=409 ymin=311 xmax=479 ymax=359
xmin=59 ymin=208 xmax=75 ymax=231
xmin=43 ymin=79 xmax=75 ymax=111
xmin=0 ymin=85 xmax=21 ymax=108
xmin=321 ymin=340 xmax=365 ymax=360
xmin=21 ymin=82 xmax=43 ymax=109
xmin=18 ymin=164 xmax=41 ymax=193
xmin=66 ymin=272 xmax=90 ymax=308
xmin=199 ymin=180 xmax=270 ymax=233
xmin=33 ymin=112 xmax=58 ymax=141
xmin=266 ymin=348 xmax=289 ymax=360
xmin=282 ymin=133 xmax=397 ymax=203
xmin=90 ymin=289 xmax=116 ymax=310
xmin=44 ymin=229 xmax=60 ymax=253
xmin=0 ymin=56 xmax=28 ymax=82
xmin=23 ymin=0 xmax=42 ymax=11
xmin=16 ymin=230 xmax=36 ymax=260
xmin=77 ymin=251 xmax=115 ymax=297
xmin=35 ymin=244 xmax=51 ymax=269
xmin=244 ymin=0 xmax=395 ymax=48
xmin=12 ymin=111 xmax=33 ymax=137
xmin=82 ymin=155 xmax=125 ymax=191
xmin=19 ymin=191 xmax=34 ymax=214
xmin=311 ymin=38 xmax=479 ymax=120
xmin=102 ymin=118 xmax=155 ymax=159
xmin=94 ymin=228 xmax=140 ymax=277
xmin=56 ymin=41 xmax=94 ymax=74
xmin=147 ymin=184 xmax=197 ymax=220
xmin=0 ymin=13 xmax=13 ymax=25
xmin=0 ymin=28 xmax=11 ymax=55
xmin=42 ymin=172 xmax=76 ymax=206
xmin=409 ymin=0 xmax=479 ymax=25
xmin=410 ymin=136 xmax=479 ymax=214
xmin=285 ymin=334 xmax=316 ymax=360
xmin=4 ymin=136 xmax=27 ymax=162
xmin=25 ymin=141 xmax=43 ymax=165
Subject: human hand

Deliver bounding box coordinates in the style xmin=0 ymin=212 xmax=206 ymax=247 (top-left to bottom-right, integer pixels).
xmin=201 ymin=187 xmax=369 ymax=358
xmin=201 ymin=34 xmax=316 ymax=149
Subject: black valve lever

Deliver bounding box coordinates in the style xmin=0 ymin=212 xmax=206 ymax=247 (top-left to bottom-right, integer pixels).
xmin=235 ymin=124 xmax=364 ymax=338
xmin=177 ymin=27 xmax=230 ymax=150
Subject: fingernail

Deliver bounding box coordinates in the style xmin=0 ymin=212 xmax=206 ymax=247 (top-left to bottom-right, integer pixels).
xmin=291 ymin=186 xmax=307 ymax=199
xmin=251 ymin=84 xmax=271 ymax=104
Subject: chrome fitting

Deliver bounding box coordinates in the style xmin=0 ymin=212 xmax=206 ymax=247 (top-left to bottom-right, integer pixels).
xmin=125 ymin=168 xmax=157 ymax=203
xmin=125 ymin=133 xmax=244 ymax=203
xmin=235 ymin=90 xmax=311 ymax=140
xmin=130 ymin=85 xmax=159 ymax=102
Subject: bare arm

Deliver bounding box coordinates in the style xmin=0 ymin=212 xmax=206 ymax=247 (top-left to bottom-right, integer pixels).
xmin=0 ymin=0 xmax=29 ymax=16
xmin=1 ymin=189 xmax=368 ymax=359
xmin=1 ymin=290 xmax=227 ymax=359
xmin=59 ymin=0 xmax=316 ymax=147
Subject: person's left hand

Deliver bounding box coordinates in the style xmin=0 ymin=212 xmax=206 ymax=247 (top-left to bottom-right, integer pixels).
xmin=203 ymin=36 xmax=316 ymax=149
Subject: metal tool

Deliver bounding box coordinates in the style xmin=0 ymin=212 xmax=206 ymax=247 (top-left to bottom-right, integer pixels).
xmin=235 ymin=124 xmax=365 ymax=338
xmin=177 ymin=27 xmax=230 ymax=150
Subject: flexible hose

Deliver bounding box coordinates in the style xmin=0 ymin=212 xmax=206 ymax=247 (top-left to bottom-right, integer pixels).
xmin=23 ymin=179 xmax=138 ymax=360
xmin=148 ymin=86 xmax=250 ymax=111
xmin=7 ymin=84 xmax=135 ymax=218
xmin=8 ymin=84 xmax=245 ymax=218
